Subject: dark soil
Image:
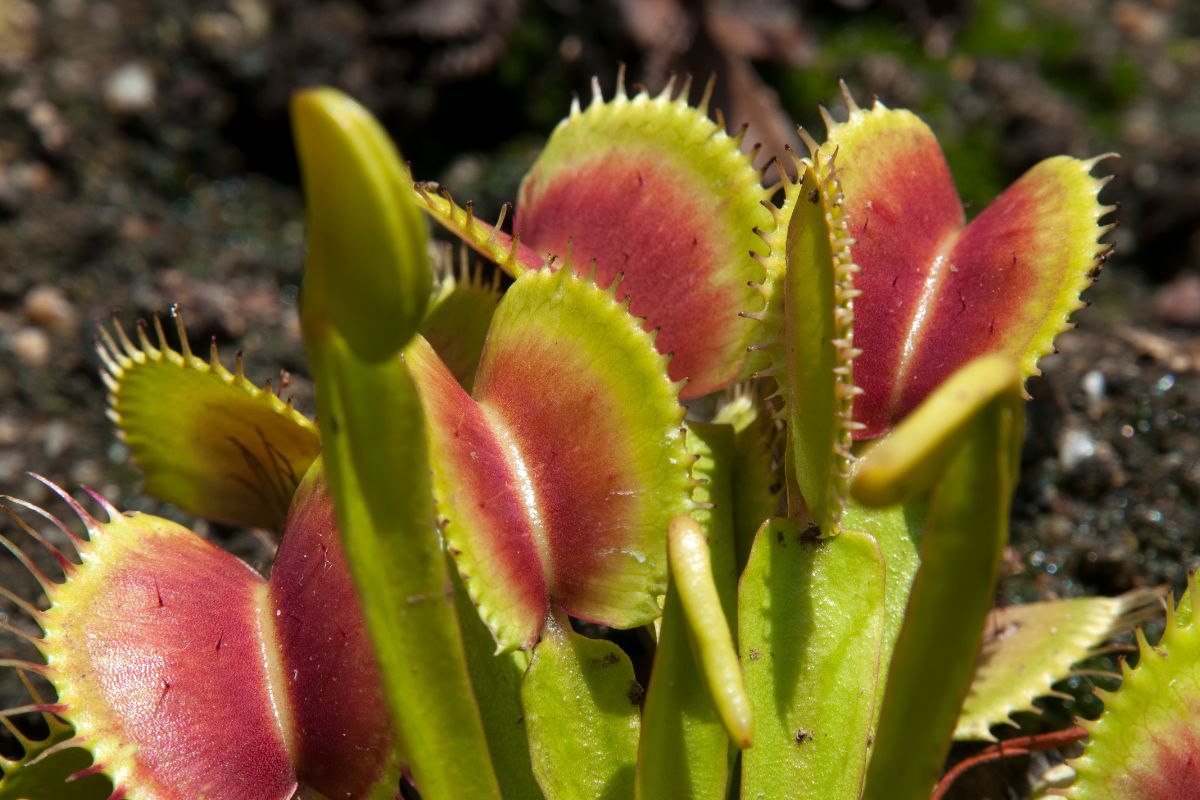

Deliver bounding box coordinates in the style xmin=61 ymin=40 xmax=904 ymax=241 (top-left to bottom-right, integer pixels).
xmin=0 ymin=0 xmax=1197 ymax=793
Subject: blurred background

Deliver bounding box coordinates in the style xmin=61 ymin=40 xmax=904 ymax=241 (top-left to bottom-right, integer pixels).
xmin=0 ymin=0 xmax=1196 ymax=613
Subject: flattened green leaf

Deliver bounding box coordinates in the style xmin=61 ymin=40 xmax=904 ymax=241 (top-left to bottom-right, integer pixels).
xmin=857 ymin=355 xmax=1023 ymax=800
xmin=293 ymin=88 xmax=431 ymax=360
xmin=957 ymin=587 xmax=1165 ymax=741
xmin=775 ymin=154 xmax=859 ymax=533
xmin=1060 ymin=578 xmax=1200 ymax=800
xmin=98 ymin=316 xmax=320 ymax=530
xmin=523 ymin=619 xmax=641 ymax=800
xmin=412 ymin=187 xmax=541 ymax=275
xmin=840 ymin=497 xmax=927 ymax=720
xmin=636 ymin=422 xmax=738 ymax=800
xmin=739 ymin=519 xmax=886 ymax=800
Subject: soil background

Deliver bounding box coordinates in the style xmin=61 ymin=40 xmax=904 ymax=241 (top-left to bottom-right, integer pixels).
xmin=0 ymin=0 xmax=1197 ymax=796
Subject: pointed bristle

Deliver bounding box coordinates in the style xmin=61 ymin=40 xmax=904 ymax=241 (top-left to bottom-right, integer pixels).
xmin=81 ymin=486 xmax=120 ymax=523
xmin=0 ymin=584 xmax=44 ymax=622
xmin=97 ymin=320 xmax=126 ymax=364
xmin=699 ymin=73 xmax=717 ymax=116
xmin=734 ymin=122 xmax=749 ymax=147
xmin=170 ymin=307 xmax=192 ymax=359
xmin=152 ymin=314 xmax=170 ymax=351
xmin=838 ymin=79 xmax=860 ymax=114
xmin=0 ymin=659 xmax=48 ymax=675
xmin=1084 ymin=151 xmax=1120 ymax=172
xmin=798 ymin=127 xmax=820 ymax=156
xmin=28 ymin=474 xmax=96 ymax=534
xmin=68 ymin=762 xmax=108 ymax=782
xmin=819 ymin=105 xmax=836 ymax=133
xmin=0 ymin=523 xmax=56 ymax=595
xmin=659 ymin=74 xmax=677 ymax=102
xmin=495 ymin=203 xmax=514 ymax=242
xmin=2 ymin=494 xmax=85 ymax=551
xmin=0 ymin=619 xmax=43 ymax=645
xmin=24 ymin=735 xmax=87 ymax=769
xmin=94 ymin=340 xmax=121 ymax=379
xmin=135 ymin=319 xmax=155 ymax=354
xmin=109 ymin=321 xmax=137 ymax=361
xmin=0 ymin=702 xmax=65 ymax=718
xmin=679 ymin=73 xmax=694 ymax=104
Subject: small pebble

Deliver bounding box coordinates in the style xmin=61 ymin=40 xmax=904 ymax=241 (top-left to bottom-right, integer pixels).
xmin=42 ymin=420 xmax=73 ymax=459
xmin=0 ymin=161 xmax=53 ymax=212
xmin=27 ymin=100 xmax=69 ymax=152
xmin=0 ymin=416 xmax=18 ymax=446
xmin=104 ymin=62 xmax=156 ymax=115
xmin=1082 ymin=369 xmax=1106 ymax=415
xmin=0 ymin=452 xmax=21 ymax=484
xmin=23 ymin=284 xmax=77 ymax=334
xmin=10 ymin=327 xmax=50 ymax=367
xmin=1059 ymin=427 xmax=1096 ymax=471
xmin=70 ymin=459 xmax=102 ymax=486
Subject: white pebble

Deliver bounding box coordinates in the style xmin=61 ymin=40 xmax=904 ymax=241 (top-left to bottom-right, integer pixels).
xmin=1081 ymin=369 xmax=1105 ymax=406
xmin=23 ymin=284 xmax=77 ymax=334
xmin=10 ymin=326 xmax=50 ymax=367
xmin=105 ymin=62 xmax=156 ymax=114
xmin=1058 ymin=428 xmax=1096 ymax=471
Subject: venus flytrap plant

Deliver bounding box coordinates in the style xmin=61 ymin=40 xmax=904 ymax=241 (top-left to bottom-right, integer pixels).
xmin=0 ymin=73 xmax=1181 ymax=800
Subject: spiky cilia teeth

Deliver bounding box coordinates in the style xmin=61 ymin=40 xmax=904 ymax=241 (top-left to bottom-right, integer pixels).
xmin=816 ymin=85 xmax=1116 ymax=440
xmin=96 ymin=310 xmax=321 ymax=531
xmin=954 ymin=586 xmax=1167 ymax=742
xmin=1054 ymin=576 xmax=1200 ymax=799
xmin=407 ymin=262 xmax=692 ymax=651
xmin=0 ymin=474 xmax=398 ymax=799
xmin=412 ymin=183 xmax=542 ymax=275
xmin=0 ymin=496 xmax=111 ymax=796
